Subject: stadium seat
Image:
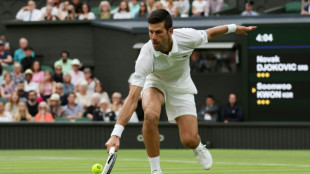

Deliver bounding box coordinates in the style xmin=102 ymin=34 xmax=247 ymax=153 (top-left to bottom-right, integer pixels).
xmin=41 ymin=65 xmax=54 ymax=74
xmin=54 ymin=117 xmax=70 ymax=122
xmin=285 ymin=1 xmax=301 ymax=13
xmin=75 ymin=117 xmax=92 ymax=122
xmin=222 ymin=3 xmax=230 ymax=11
xmin=91 ymin=7 xmax=100 ymax=17
xmin=2 ymin=65 xmax=13 ymax=73
xmin=0 ymin=98 xmax=8 ymax=104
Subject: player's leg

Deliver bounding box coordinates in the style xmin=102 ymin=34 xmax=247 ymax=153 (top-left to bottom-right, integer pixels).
xmin=176 ymin=115 xmax=213 ymax=169
xmin=142 ymin=87 xmax=165 ymax=173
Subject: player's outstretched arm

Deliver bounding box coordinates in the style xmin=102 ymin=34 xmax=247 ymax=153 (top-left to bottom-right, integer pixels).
xmin=105 ymin=85 xmax=142 ymax=152
xmin=206 ymin=24 xmax=257 ymax=40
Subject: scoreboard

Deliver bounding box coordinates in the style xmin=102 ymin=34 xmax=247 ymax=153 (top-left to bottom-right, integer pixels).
xmin=247 ymin=23 xmax=310 ymax=121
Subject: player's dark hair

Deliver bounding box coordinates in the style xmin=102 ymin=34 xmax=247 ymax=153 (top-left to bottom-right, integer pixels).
xmin=147 ymin=9 xmax=173 ymax=31
xmin=206 ymin=95 xmax=215 ymax=100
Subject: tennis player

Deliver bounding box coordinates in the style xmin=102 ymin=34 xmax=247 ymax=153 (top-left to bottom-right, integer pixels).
xmin=106 ymin=9 xmax=256 ymax=174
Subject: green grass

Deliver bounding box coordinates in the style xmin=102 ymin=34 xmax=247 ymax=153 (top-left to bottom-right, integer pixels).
xmin=0 ymin=149 xmax=310 ymax=174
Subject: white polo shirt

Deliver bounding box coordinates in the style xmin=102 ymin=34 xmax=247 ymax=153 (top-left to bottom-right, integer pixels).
xmin=131 ymin=28 xmax=208 ymax=94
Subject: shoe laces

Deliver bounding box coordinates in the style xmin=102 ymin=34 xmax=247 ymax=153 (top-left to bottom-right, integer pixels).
xmin=194 ymin=145 xmax=208 ymax=159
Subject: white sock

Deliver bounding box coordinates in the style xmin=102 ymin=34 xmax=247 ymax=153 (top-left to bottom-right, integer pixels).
xmin=148 ymin=156 xmax=161 ymax=171
xmin=193 ymin=142 xmax=204 ymax=152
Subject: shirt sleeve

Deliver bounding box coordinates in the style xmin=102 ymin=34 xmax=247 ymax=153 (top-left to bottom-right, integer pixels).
xmin=174 ymin=28 xmax=208 ymax=49
xmin=131 ymin=43 xmax=153 ymax=87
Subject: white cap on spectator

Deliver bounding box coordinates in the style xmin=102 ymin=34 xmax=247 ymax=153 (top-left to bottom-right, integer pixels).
xmin=100 ymin=99 xmax=109 ymax=105
xmin=50 ymin=93 xmax=60 ymax=102
xmin=71 ymin=59 xmax=82 ymax=67
xmin=79 ymin=80 xmax=88 ymax=87
xmin=24 ymin=69 xmax=33 ymax=75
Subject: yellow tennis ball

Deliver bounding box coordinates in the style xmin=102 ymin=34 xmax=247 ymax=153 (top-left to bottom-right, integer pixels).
xmin=92 ymin=163 xmax=103 ymax=174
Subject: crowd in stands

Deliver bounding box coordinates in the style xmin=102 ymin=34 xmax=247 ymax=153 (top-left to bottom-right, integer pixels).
xmin=15 ymin=0 xmax=268 ymax=22
xmin=0 ymin=36 xmax=141 ymax=123
xmin=197 ymin=93 xmax=243 ymax=123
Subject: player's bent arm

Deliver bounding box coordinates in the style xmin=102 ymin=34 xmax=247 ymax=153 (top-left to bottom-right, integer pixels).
xmin=115 ymin=85 xmax=142 ymax=126
xmin=206 ymin=24 xmax=257 ymax=40
xmin=105 ymin=85 xmax=142 ymax=152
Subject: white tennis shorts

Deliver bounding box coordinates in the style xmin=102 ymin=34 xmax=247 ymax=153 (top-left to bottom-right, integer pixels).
xmin=142 ymin=81 xmax=197 ymax=123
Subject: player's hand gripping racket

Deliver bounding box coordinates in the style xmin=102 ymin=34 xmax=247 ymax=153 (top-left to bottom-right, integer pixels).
xmin=101 ymin=147 xmax=117 ymax=174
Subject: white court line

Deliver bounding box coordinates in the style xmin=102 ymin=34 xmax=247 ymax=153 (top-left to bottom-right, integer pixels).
xmin=2 ymin=156 xmax=310 ymax=168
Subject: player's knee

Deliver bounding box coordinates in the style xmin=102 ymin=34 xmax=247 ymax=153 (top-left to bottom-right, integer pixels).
xmin=144 ymin=111 xmax=159 ymax=127
xmin=181 ymin=136 xmax=199 ymax=149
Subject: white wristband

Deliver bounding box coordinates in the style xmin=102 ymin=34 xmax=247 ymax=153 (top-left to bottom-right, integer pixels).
xmin=225 ymin=24 xmax=237 ymax=34
xmin=111 ymin=124 xmax=125 ymax=138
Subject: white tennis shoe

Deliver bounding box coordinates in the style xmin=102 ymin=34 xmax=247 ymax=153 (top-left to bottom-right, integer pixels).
xmin=151 ymin=170 xmax=163 ymax=174
xmin=193 ymin=144 xmax=213 ymax=169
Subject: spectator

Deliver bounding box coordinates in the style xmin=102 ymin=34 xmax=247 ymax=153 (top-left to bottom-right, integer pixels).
xmin=72 ymin=0 xmax=82 ymax=15
xmin=94 ymin=83 xmax=111 ymax=104
xmin=99 ymin=1 xmax=112 ymax=19
xmin=176 ymin=0 xmax=190 ymax=17
xmin=241 ymin=0 xmax=259 ymax=16
xmin=113 ymin=1 xmax=132 ymax=19
xmin=301 ymin=0 xmax=310 ymax=15
xmin=16 ymin=0 xmax=42 ymax=21
xmin=190 ymin=51 xmax=201 ymax=72
xmin=5 ymin=92 xmax=20 ymax=116
xmin=13 ymin=101 xmax=33 ymax=122
xmin=55 ymin=82 xmax=68 ymax=106
xmin=58 ymin=1 xmax=70 ymax=20
xmin=135 ymin=2 xmax=149 ymax=18
xmin=85 ymin=93 xmax=101 ymax=121
xmin=27 ymin=90 xmax=39 ymax=117
xmin=192 ymin=0 xmax=207 ymax=17
xmin=68 ymin=59 xmax=85 ymax=86
xmin=0 ymin=35 xmax=10 ymax=51
xmin=41 ymin=0 xmax=58 ymax=16
xmin=14 ymin=37 xmax=35 ymax=63
xmin=0 ymin=40 xmax=13 ymax=66
xmin=42 ymin=6 xmax=59 ymax=21
xmin=24 ymin=69 xmax=39 ymax=94
xmin=84 ymin=68 xmax=98 ymax=95
xmin=221 ymin=93 xmax=243 ymax=123
xmin=109 ymin=92 xmax=122 ymax=116
xmin=53 ymin=65 xmax=63 ymax=83
xmin=16 ymin=81 xmax=28 ymax=102
xmin=31 ymin=60 xmax=44 ymax=83
xmin=54 ymin=0 xmax=64 ymax=10
xmin=198 ymin=95 xmax=219 ymax=122
xmin=48 ymin=93 xmax=65 ymax=118
xmin=65 ymin=5 xmax=77 ymax=20
xmin=11 ymin=63 xmax=25 ymax=85
xmin=75 ymin=80 xmax=92 ymax=109
xmin=1 ymin=72 xmax=16 ymax=99
xmin=35 ymin=101 xmax=54 ymax=122
xmin=79 ymin=3 xmax=96 ymax=20
xmin=62 ymin=73 xmax=74 ymax=95
xmin=21 ymin=46 xmax=36 ymax=72
xmin=129 ymin=0 xmax=140 ymax=17
xmin=54 ymin=51 xmax=72 ymax=74
xmin=64 ymin=92 xmax=83 ymax=122
xmin=93 ymin=99 xmax=115 ymax=121
xmin=204 ymin=0 xmax=223 ymax=16
xmin=154 ymin=1 xmax=164 ymax=10
xmin=0 ymin=101 xmax=13 ymax=122
xmin=147 ymin=0 xmax=156 ymax=12
xmin=40 ymin=71 xmax=56 ymax=100
xmin=165 ymin=0 xmax=178 ymax=17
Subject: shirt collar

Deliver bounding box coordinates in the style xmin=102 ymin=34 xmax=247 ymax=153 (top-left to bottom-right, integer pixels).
xmin=153 ymin=34 xmax=178 ymax=57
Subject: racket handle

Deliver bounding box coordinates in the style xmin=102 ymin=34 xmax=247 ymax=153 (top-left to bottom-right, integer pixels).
xmin=109 ymin=147 xmax=115 ymax=154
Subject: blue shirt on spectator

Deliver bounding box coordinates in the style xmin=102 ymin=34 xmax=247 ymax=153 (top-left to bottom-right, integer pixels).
xmin=11 ymin=72 xmax=25 ymax=85
xmin=64 ymin=104 xmax=83 ymax=117
xmin=63 ymin=83 xmax=74 ymax=95
xmin=14 ymin=48 xmax=35 ymax=63
xmin=0 ymin=51 xmax=11 ymax=60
